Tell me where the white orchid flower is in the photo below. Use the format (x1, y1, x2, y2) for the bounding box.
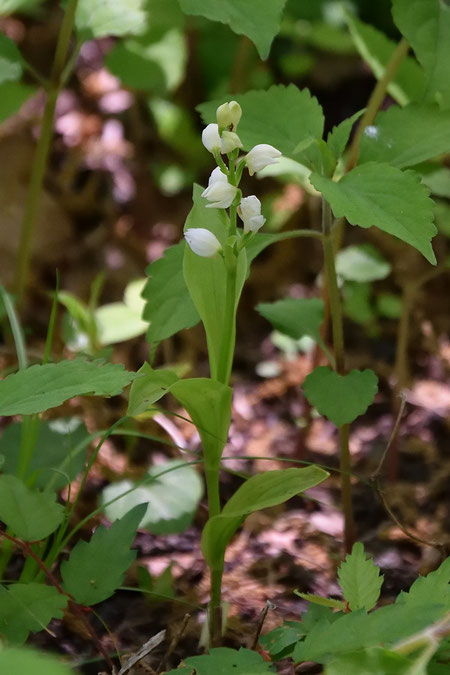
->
(184, 228, 222, 257)
(220, 130, 243, 154)
(201, 167, 238, 208)
(202, 123, 222, 153)
(216, 101, 242, 132)
(245, 143, 281, 175)
(238, 195, 266, 233)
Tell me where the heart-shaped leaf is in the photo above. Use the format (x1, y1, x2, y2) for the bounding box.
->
(303, 367, 378, 427)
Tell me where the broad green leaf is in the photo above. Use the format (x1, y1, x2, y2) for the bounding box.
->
(245, 229, 318, 264)
(325, 648, 414, 675)
(127, 363, 179, 416)
(338, 542, 383, 611)
(392, 0, 450, 109)
(294, 593, 346, 611)
(142, 241, 200, 343)
(293, 602, 445, 664)
(170, 378, 232, 469)
(303, 367, 378, 427)
(0, 584, 67, 644)
(0, 81, 36, 122)
(0, 647, 72, 675)
(197, 85, 324, 161)
(0, 475, 64, 540)
(202, 466, 328, 569)
(336, 245, 391, 282)
(61, 503, 146, 606)
(396, 557, 450, 610)
(0, 358, 137, 415)
(343, 282, 376, 325)
(165, 647, 273, 675)
(93, 278, 148, 345)
(376, 293, 402, 319)
(0, 0, 44, 12)
(101, 461, 203, 535)
(423, 167, 450, 199)
(326, 109, 365, 161)
(257, 298, 324, 342)
(359, 104, 450, 168)
(345, 12, 424, 106)
(75, 0, 148, 38)
(311, 163, 437, 264)
(0, 34, 22, 83)
(178, 0, 287, 60)
(259, 622, 305, 660)
(0, 417, 88, 490)
(183, 186, 247, 380)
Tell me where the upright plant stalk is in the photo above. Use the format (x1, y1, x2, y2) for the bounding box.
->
(14, 0, 79, 301)
(321, 198, 355, 553)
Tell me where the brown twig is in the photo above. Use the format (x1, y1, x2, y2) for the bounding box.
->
(156, 616, 189, 674)
(249, 601, 275, 651)
(120, 630, 166, 675)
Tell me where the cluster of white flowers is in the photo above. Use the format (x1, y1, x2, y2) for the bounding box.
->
(185, 101, 281, 258)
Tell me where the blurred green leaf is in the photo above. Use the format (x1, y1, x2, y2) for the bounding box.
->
(336, 245, 391, 282)
(0, 647, 72, 675)
(0, 584, 67, 644)
(178, 0, 287, 59)
(0, 34, 23, 83)
(0, 475, 64, 540)
(127, 363, 179, 416)
(76, 0, 147, 38)
(344, 281, 376, 325)
(376, 293, 402, 319)
(257, 298, 324, 342)
(101, 461, 203, 535)
(338, 542, 383, 611)
(311, 164, 437, 264)
(325, 648, 415, 675)
(0, 81, 36, 122)
(303, 366, 378, 427)
(294, 593, 346, 611)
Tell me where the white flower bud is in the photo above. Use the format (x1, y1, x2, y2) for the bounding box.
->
(201, 167, 238, 208)
(220, 130, 243, 154)
(238, 195, 266, 233)
(202, 123, 221, 153)
(216, 101, 242, 132)
(245, 144, 281, 175)
(185, 228, 222, 257)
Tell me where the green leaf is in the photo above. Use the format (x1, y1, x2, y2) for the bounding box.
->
(396, 557, 450, 610)
(61, 503, 146, 606)
(0, 417, 88, 490)
(325, 647, 415, 675)
(359, 104, 450, 168)
(0, 358, 137, 415)
(0, 81, 36, 123)
(127, 363, 179, 416)
(166, 647, 273, 675)
(259, 622, 305, 659)
(0, 584, 67, 644)
(326, 109, 365, 161)
(0, 647, 72, 675)
(170, 378, 232, 469)
(0, 34, 22, 83)
(303, 367, 378, 427)
(197, 85, 324, 161)
(178, 0, 287, 60)
(345, 12, 424, 106)
(0, 0, 44, 13)
(311, 163, 437, 264)
(183, 186, 247, 380)
(142, 241, 200, 343)
(338, 543, 383, 612)
(343, 282, 376, 325)
(392, 0, 450, 109)
(0, 475, 64, 540)
(336, 245, 391, 282)
(101, 461, 203, 535)
(75, 0, 147, 38)
(376, 293, 402, 319)
(294, 593, 346, 611)
(256, 298, 324, 342)
(94, 279, 148, 345)
(202, 466, 328, 569)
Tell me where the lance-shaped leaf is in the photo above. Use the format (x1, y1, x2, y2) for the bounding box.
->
(393, 0, 450, 110)
(76, 0, 148, 38)
(0, 647, 72, 675)
(178, 0, 287, 60)
(0, 475, 64, 541)
(0, 33, 23, 84)
(142, 242, 200, 343)
(202, 466, 328, 569)
(311, 163, 437, 264)
(257, 298, 324, 343)
(170, 378, 232, 469)
(197, 85, 324, 161)
(0, 584, 67, 644)
(61, 503, 146, 606)
(127, 363, 179, 416)
(345, 12, 424, 106)
(338, 542, 383, 611)
(183, 186, 247, 380)
(303, 367, 378, 427)
(0, 358, 137, 416)
(359, 104, 450, 168)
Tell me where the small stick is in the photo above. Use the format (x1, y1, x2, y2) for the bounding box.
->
(156, 615, 190, 674)
(371, 392, 406, 481)
(249, 601, 275, 651)
(118, 630, 166, 675)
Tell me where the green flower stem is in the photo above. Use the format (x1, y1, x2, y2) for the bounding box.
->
(321, 197, 355, 553)
(14, 0, 79, 301)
